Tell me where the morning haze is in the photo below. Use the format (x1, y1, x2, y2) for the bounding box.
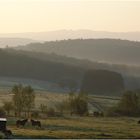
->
(0, 0, 140, 139)
(0, 0, 140, 33)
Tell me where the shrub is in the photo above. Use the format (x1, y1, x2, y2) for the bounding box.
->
(39, 104, 47, 114)
(55, 101, 65, 115)
(47, 108, 55, 117)
(68, 93, 88, 116)
(105, 91, 140, 117)
(3, 101, 14, 116)
(31, 111, 39, 119)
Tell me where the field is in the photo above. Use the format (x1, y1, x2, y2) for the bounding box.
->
(5, 117, 140, 139)
(0, 88, 118, 109)
(1, 88, 140, 139)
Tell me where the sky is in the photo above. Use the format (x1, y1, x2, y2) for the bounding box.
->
(0, 0, 140, 33)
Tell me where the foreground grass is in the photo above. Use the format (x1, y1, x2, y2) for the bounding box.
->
(6, 117, 140, 139)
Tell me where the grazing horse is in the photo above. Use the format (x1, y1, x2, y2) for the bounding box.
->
(30, 119, 41, 128)
(16, 119, 28, 127)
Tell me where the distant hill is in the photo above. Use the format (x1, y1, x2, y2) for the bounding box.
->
(7, 49, 140, 77)
(1, 30, 140, 41)
(0, 48, 139, 95)
(4, 49, 140, 92)
(16, 39, 140, 65)
(0, 38, 38, 48)
(0, 49, 84, 90)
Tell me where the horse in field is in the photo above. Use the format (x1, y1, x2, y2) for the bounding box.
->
(30, 119, 41, 128)
(16, 119, 28, 127)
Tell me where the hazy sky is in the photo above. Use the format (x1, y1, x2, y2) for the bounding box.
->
(0, 0, 140, 33)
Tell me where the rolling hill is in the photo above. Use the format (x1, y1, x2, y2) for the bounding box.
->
(0, 49, 85, 90)
(1, 37, 140, 95)
(15, 39, 140, 65)
(1, 48, 140, 94)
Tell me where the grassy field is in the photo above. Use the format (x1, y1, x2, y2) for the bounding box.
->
(0, 88, 68, 108)
(0, 88, 118, 109)
(5, 117, 140, 139)
(1, 88, 138, 139)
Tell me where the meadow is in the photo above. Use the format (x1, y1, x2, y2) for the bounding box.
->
(0, 88, 140, 139)
(5, 117, 140, 139)
(0, 88, 118, 109)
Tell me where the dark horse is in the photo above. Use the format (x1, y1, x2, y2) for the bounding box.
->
(16, 119, 28, 127)
(30, 119, 41, 128)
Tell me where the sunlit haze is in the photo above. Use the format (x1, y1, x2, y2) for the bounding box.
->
(0, 0, 140, 33)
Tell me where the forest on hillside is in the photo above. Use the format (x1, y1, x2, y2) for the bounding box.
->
(0, 46, 140, 95)
(16, 39, 140, 65)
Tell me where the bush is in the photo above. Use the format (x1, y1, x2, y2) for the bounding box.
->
(31, 111, 39, 119)
(117, 91, 140, 116)
(55, 101, 65, 116)
(75, 97, 88, 116)
(47, 108, 55, 117)
(3, 101, 13, 116)
(105, 91, 140, 117)
(68, 93, 88, 116)
(39, 104, 47, 114)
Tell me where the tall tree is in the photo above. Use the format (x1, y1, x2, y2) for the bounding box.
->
(23, 86, 35, 117)
(12, 84, 35, 117)
(12, 84, 24, 117)
(68, 92, 88, 116)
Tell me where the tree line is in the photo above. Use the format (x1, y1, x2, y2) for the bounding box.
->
(0, 84, 88, 118)
(1, 83, 140, 118)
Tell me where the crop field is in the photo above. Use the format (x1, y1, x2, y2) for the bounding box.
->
(5, 117, 140, 139)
